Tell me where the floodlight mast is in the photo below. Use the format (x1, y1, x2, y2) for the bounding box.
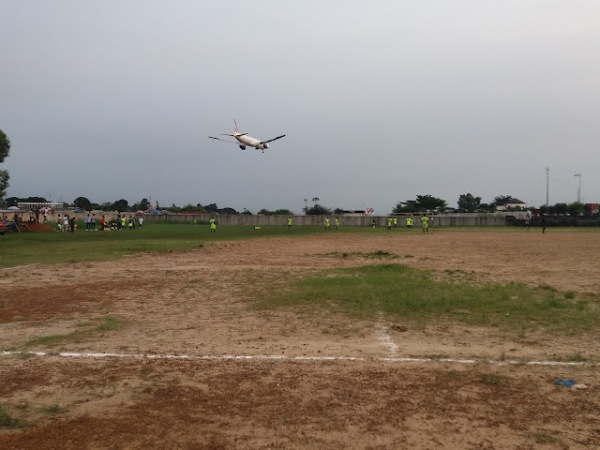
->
(545, 167, 550, 208)
(574, 173, 581, 203)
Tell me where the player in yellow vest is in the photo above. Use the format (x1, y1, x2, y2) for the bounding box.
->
(421, 215, 429, 233)
(209, 217, 217, 232)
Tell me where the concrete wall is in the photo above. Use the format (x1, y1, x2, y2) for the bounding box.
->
(143, 213, 512, 227)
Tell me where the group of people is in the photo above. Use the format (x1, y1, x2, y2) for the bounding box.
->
(323, 216, 341, 230)
(207, 214, 433, 232)
(101, 213, 144, 231)
(55, 212, 145, 233)
(375, 214, 431, 233)
(56, 214, 77, 233)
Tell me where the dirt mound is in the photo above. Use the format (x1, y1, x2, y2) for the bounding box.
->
(24, 222, 54, 232)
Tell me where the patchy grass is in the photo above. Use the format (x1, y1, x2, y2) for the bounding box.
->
(23, 316, 124, 348)
(325, 250, 398, 260)
(256, 264, 600, 335)
(0, 405, 20, 428)
(42, 404, 65, 415)
(0, 223, 326, 268)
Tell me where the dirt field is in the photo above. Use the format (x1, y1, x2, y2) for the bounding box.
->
(1, 229, 600, 449)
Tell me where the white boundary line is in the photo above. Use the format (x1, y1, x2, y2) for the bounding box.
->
(376, 320, 399, 357)
(1, 350, 591, 367)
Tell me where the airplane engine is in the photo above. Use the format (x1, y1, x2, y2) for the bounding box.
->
(263, 143, 269, 149)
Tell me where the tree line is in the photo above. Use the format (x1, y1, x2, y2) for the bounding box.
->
(3, 193, 590, 217)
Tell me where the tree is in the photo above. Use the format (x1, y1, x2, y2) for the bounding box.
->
(493, 195, 513, 207)
(130, 198, 152, 212)
(111, 199, 129, 212)
(457, 193, 481, 212)
(415, 195, 447, 211)
(393, 196, 447, 213)
(204, 203, 218, 213)
(274, 208, 294, 215)
(393, 201, 416, 213)
(551, 203, 567, 215)
(5, 196, 18, 207)
(567, 202, 584, 216)
(305, 203, 330, 215)
(218, 207, 238, 215)
(0, 129, 11, 199)
(74, 196, 92, 210)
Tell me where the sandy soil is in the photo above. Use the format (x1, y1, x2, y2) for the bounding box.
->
(1, 229, 599, 449)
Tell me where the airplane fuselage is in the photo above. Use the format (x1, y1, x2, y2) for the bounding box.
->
(234, 134, 269, 150)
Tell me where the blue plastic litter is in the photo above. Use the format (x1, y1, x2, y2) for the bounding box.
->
(554, 378, 576, 387)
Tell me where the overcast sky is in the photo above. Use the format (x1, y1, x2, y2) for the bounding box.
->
(2, 1, 599, 214)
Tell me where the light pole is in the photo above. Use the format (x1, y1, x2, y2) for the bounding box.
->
(545, 167, 550, 208)
(574, 174, 581, 204)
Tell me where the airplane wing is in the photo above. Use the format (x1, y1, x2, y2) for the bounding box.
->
(207, 136, 237, 144)
(263, 134, 286, 144)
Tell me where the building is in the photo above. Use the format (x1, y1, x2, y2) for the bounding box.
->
(495, 198, 527, 211)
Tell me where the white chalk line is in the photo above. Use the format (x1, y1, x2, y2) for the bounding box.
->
(0, 350, 590, 367)
(376, 319, 399, 357)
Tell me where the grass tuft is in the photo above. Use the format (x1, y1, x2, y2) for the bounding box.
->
(0, 405, 20, 428)
(480, 373, 503, 385)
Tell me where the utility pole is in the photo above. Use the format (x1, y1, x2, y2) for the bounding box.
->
(545, 167, 550, 208)
(574, 173, 581, 203)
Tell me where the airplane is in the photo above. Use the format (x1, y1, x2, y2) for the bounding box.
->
(208, 120, 286, 153)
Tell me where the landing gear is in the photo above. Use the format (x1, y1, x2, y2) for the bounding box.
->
(239, 145, 246, 150)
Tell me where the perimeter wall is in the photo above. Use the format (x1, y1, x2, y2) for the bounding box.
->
(145, 213, 514, 227)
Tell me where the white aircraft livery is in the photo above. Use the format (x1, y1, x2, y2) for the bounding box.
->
(208, 120, 286, 153)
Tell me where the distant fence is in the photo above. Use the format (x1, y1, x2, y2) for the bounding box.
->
(145, 213, 513, 227)
(13, 210, 599, 227)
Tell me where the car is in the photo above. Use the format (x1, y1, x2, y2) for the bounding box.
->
(0, 218, 8, 235)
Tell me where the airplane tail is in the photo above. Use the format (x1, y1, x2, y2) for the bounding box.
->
(234, 119, 240, 134)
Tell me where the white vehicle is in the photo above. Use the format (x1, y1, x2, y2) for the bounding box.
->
(208, 120, 286, 153)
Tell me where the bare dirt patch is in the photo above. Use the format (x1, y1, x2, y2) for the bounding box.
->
(1, 230, 599, 449)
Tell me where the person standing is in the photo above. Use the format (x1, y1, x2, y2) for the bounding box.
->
(541, 213, 546, 234)
(324, 216, 330, 230)
(335, 216, 340, 230)
(69, 215, 76, 234)
(209, 216, 217, 232)
(522, 211, 531, 231)
(85, 213, 92, 231)
(406, 215, 413, 229)
(393, 217, 398, 228)
(387, 217, 393, 230)
(421, 214, 429, 233)
(287, 216, 293, 228)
